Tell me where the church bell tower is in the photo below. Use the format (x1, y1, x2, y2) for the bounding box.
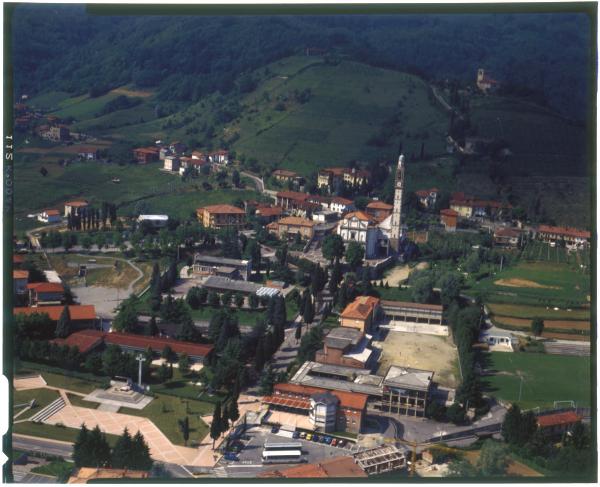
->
(389, 153, 404, 252)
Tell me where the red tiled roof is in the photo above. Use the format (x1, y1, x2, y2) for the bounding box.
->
(263, 395, 311, 410)
(538, 225, 590, 240)
(415, 188, 438, 198)
(197, 204, 245, 215)
(105, 331, 214, 358)
(343, 211, 373, 222)
(537, 411, 581, 428)
(273, 383, 368, 411)
(26, 282, 64, 293)
(13, 270, 29, 279)
(65, 200, 88, 207)
(340, 296, 380, 320)
(366, 201, 393, 210)
(330, 196, 353, 206)
(494, 227, 521, 238)
(273, 169, 299, 178)
(259, 456, 366, 478)
(51, 332, 104, 354)
(43, 209, 60, 216)
(14, 305, 96, 321)
(256, 206, 284, 217)
(277, 216, 316, 228)
(440, 209, 458, 217)
(13, 254, 25, 264)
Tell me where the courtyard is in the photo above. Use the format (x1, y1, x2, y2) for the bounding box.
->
(373, 330, 459, 388)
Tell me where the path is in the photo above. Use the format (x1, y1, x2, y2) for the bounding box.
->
(73, 253, 144, 296)
(240, 170, 277, 200)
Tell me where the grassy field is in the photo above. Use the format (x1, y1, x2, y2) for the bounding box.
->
(13, 388, 60, 413)
(37, 371, 101, 395)
(31, 459, 74, 480)
(120, 393, 210, 446)
(65, 393, 99, 409)
(13, 421, 119, 447)
(375, 286, 415, 302)
(482, 352, 591, 409)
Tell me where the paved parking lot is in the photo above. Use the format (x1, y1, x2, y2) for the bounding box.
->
(219, 426, 358, 471)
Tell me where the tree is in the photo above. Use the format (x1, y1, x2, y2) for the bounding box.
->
(446, 402, 465, 425)
(295, 324, 302, 342)
(438, 272, 463, 306)
(111, 427, 133, 468)
(208, 291, 220, 308)
(148, 314, 159, 336)
(258, 366, 276, 395)
(412, 275, 434, 304)
(232, 169, 240, 187)
(178, 416, 190, 446)
(55, 305, 71, 338)
(249, 293, 259, 309)
(73, 424, 91, 467)
(477, 440, 508, 476)
(302, 292, 315, 325)
(178, 353, 190, 374)
(345, 241, 364, 271)
(501, 403, 523, 445)
(226, 399, 240, 426)
(113, 295, 139, 332)
(310, 263, 327, 297)
(186, 286, 202, 310)
(175, 316, 201, 343)
(322, 234, 345, 263)
(210, 401, 223, 449)
(531, 317, 544, 337)
(157, 363, 170, 382)
(130, 431, 153, 470)
(150, 263, 162, 312)
(161, 345, 173, 362)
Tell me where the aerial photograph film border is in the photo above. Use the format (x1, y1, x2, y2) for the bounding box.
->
(1, 0, 597, 483)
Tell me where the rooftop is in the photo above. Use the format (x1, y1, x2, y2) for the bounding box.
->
(137, 214, 169, 221)
(367, 201, 393, 210)
(276, 190, 310, 201)
(383, 365, 434, 392)
(537, 411, 582, 428)
(340, 296, 380, 320)
(342, 211, 373, 222)
(380, 300, 443, 313)
(273, 382, 368, 410)
(324, 326, 363, 348)
(277, 216, 316, 227)
(14, 305, 96, 321)
(537, 225, 591, 240)
(202, 276, 262, 294)
(193, 253, 249, 267)
(64, 200, 89, 207)
(259, 456, 366, 478)
(197, 204, 245, 215)
(26, 282, 64, 293)
(13, 270, 29, 279)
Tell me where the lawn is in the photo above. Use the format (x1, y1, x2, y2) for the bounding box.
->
(13, 388, 60, 413)
(13, 422, 119, 447)
(487, 303, 589, 321)
(482, 352, 591, 409)
(66, 393, 99, 409)
(38, 371, 102, 395)
(374, 286, 415, 302)
(31, 459, 74, 480)
(119, 393, 210, 446)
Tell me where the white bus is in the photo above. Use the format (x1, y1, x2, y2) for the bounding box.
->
(261, 449, 302, 464)
(263, 441, 303, 452)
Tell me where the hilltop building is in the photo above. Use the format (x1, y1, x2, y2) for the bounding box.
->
(196, 204, 245, 230)
(476, 68, 499, 93)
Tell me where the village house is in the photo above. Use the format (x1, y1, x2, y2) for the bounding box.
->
(169, 141, 187, 155)
(209, 149, 230, 165)
(178, 156, 209, 175)
(14, 305, 97, 330)
(44, 125, 70, 142)
(13, 270, 29, 296)
(272, 169, 303, 185)
(536, 224, 590, 248)
(450, 194, 512, 220)
(312, 209, 338, 223)
(366, 200, 393, 221)
(536, 411, 582, 438)
(415, 188, 439, 209)
(493, 227, 522, 248)
(133, 147, 160, 164)
(440, 208, 458, 232)
(267, 216, 316, 240)
(64, 200, 89, 217)
(37, 209, 61, 224)
(77, 147, 99, 160)
(329, 196, 354, 215)
(163, 155, 180, 172)
(317, 167, 371, 192)
(254, 205, 284, 224)
(262, 382, 368, 435)
(476, 68, 499, 94)
(27, 282, 65, 306)
(275, 191, 321, 217)
(159, 147, 173, 160)
(196, 204, 246, 231)
(315, 326, 374, 369)
(340, 296, 380, 333)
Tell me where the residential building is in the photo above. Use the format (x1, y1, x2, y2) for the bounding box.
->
(340, 296, 380, 333)
(137, 214, 169, 229)
(440, 209, 458, 232)
(380, 300, 447, 336)
(38, 209, 61, 223)
(178, 156, 209, 175)
(14, 305, 97, 329)
(196, 204, 245, 230)
(479, 329, 515, 352)
(13, 254, 25, 267)
(273, 169, 302, 185)
(318, 167, 370, 191)
(209, 149, 230, 165)
(536, 225, 590, 248)
(191, 150, 208, 161)
(262, 382, 368, 434)
(415, 188, 439, 209)
(255, 205, 284, 223)
(312, 210, 338, 223)
(192, 253, 251, 281)
(46, 125, 70, 142)
(64, 200, 89, 217)
(366, 201, 393, 221)
(159, 147, 173, 160)
(133, 147, 159, 164)
(315, 327, 374, 369)
(476, 68, 499, 94)
(268, 216, 316, 240)
(27, 282, 65, 306)
(493, 227, 522, 247)
(536, 411, 582, 438)
(13, 270, 29, 296)
(275, 191, 321, 216)
(379, 365, 434, 417)
(259, 456, 367, 478)
(77, 147, 99, 160)
(163, 155, 180, 172)
(450, 196, 512, 220)
(329, 196, 354, 215)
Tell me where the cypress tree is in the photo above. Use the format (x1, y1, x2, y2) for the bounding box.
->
(112, 427, 133, 468)
(131, 431, 153, 470)
(55, 305, 71, 338)
(210, 402, 222, 449)
(73, 423, 90, 467)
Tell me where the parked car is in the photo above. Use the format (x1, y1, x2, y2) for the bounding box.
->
(224, 453, 238, 462)
(312, 435, 320, 442)
(331, 438, 337, 446)
(299, 432, 306, 439)
(306, 434, 313, 441)
(292, 431, 300, 439)
(337, 440, 345, 448)
(324, 436, 332, 444)
(271, 426, 279, 434)
(320, 436, 329, 444)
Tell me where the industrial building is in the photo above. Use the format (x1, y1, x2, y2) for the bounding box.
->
(192, 253, 251, 281)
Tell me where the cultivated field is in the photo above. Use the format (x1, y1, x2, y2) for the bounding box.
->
(374, 331, 459, 388)
(482, 351, 591, 409)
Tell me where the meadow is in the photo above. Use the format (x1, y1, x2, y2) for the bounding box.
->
(482, 351, 591, 409)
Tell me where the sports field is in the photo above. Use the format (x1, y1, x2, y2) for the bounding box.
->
(482, 352, 591, 409)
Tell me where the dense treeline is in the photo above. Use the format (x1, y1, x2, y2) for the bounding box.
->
(12, 5, 591, 119)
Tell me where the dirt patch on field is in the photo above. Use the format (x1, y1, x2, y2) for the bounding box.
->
(383, 262, 429, 286)
(495, 316, 589, 331)
(506, 459, 544, 477)
(494, 278, 560, 290)
(374, 330, 458, 388)
(110, 87, 154, 98)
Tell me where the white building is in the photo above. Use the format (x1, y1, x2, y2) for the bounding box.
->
(337, 211, 387, 259)
(329, 196, 354, 215)
(309, 391, 338, 432)
(163, 156, 180, 172)
(137, 214, 169, 228)
(38, 209, 61, 223)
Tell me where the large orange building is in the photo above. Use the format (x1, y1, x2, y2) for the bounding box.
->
(196, 204, 246, 230)
(339, 296, 380, 333)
